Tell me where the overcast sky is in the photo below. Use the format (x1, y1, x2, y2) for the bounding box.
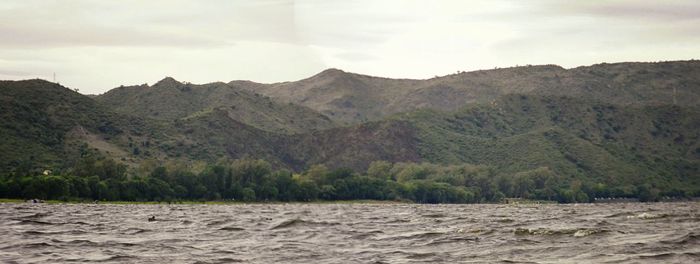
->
(1, 0, 699, 94)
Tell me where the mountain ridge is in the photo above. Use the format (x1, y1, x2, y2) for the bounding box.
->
(228, 60, 700, 124)
(96, 77, 336, 134)
(1, 60, 698, 196)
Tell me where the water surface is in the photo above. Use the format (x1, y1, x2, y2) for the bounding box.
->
(1, 202, 698, 263)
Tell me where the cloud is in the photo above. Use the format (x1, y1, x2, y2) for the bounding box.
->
(553, 0, 700, 21)
(0, 0, 299, 48)
(484, 1, 700, 66)
(0, 69, 31, 77)
(334, 52, 378, 62)
(0, 0, 698, 93)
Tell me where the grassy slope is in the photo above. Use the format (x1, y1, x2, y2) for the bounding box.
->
(1, 61, 698, 193)
(167, 109, 422, 171)
(395, 95, 699, 187)
(95, 77, 336, 134)
(0, 80, 169, 171)
(240, 61, 700, 124)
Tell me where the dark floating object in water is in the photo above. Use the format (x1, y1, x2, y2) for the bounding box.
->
(27, 199, 44, 203)
(148, 216, 156, 222)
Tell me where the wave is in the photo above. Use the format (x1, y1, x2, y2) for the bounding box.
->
(632, 252, 700, 261)
(70, 221, 94, 225)
(52, 239, 98, 246)
(206, 219, 232, 226)
(15, 219, 56, 225)
(378, 231, 447, 241)
(96, 255, 136, 262)
(193, 258, 244, 264)
(426, 236, 479, 245)
(605, 212, 635, 218)
(269, 218, 339, 230)
(351, 230, 384, 239)
(122, 227, 150, 235)
(405, 251, 440, 260)
(212, 257, 245, 263)
(625, 212, 668, 219)
(22, 230, 87, 236)
(661, 232, 700, 245)
(1, 242, 58, 250)
(498, 260, 541, 263)
(1, 202, 697, 263)
(50, 239, 138, 248)
(421, 213, 447, 218)
(514, 228, 608, 237)
(385, 218, 411, 223)
(16, 212, 51, 219)
(271, 218, 305, 229)
(22, 230, 49, 235)
(219, 226, 244, 231)
(573, 229, 606, 237)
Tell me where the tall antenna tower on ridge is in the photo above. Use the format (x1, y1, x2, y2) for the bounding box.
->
(53, 72, 56, 83)
(673, 87, 677, 105)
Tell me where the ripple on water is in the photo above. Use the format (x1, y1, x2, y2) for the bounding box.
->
(514, 227, 610, 237)
(0, 202, 697, 263)
(269, 218, 339, 230)
(661, 232, 700, 245)
(219, 226, 245, 231)
(13, 219, 56, 225)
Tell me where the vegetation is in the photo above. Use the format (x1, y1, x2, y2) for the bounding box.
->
(1, 61, 699, 204)
(237, 61, 700, 124)
(1, 155, 696, 203)
(96, 77, 336, 134)
(396, 95, 700, 189)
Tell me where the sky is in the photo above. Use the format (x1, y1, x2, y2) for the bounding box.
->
(1, 0, 699, 94)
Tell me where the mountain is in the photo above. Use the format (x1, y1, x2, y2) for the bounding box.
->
(394, 95, 699, 186)
(0, 79, 164, 171)
(168, 109, 422, 171)
(0, 79, 423, 172)
(238, 61, 700, 124)
(1, 60, 698, 193)
(233, 68, 424, 124)
(95, 77, 335, 134)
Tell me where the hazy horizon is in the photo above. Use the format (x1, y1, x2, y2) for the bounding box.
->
(2, 0, 699, 94)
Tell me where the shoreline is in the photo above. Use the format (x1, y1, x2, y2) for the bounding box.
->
(0, 198, 411, 205)
(2, 198, 697, 205)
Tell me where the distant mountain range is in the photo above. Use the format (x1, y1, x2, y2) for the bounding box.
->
(1, 60, 698, 188)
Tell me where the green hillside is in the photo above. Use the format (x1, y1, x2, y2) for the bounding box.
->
(1, 61, 699, 202)
(240, 61, 700, 124)
(96, 77, 336, 134)
(394, 95, 699, 187)
(0, 80, 168, 172)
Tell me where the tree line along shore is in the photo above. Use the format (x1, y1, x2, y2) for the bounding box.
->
(1, 155, 696, 204)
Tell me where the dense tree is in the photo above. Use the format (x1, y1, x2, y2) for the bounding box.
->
(2, 157, 696, 203)
(367, 161, 392, 180)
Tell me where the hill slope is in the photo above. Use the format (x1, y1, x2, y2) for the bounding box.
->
(0, 80, 167, 172)
(1, 61, 698, 195)
(95, 77, 335, 134)
(395, 95, 699, 185)
(239, 61, 700, 124)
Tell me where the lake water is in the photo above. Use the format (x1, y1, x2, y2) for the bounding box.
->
(0, 202, 698, 263)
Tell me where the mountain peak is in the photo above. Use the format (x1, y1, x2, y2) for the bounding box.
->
(314, 68, 348, 78)
(153, 76, 182, 87)
(321, 68, 345, 74)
